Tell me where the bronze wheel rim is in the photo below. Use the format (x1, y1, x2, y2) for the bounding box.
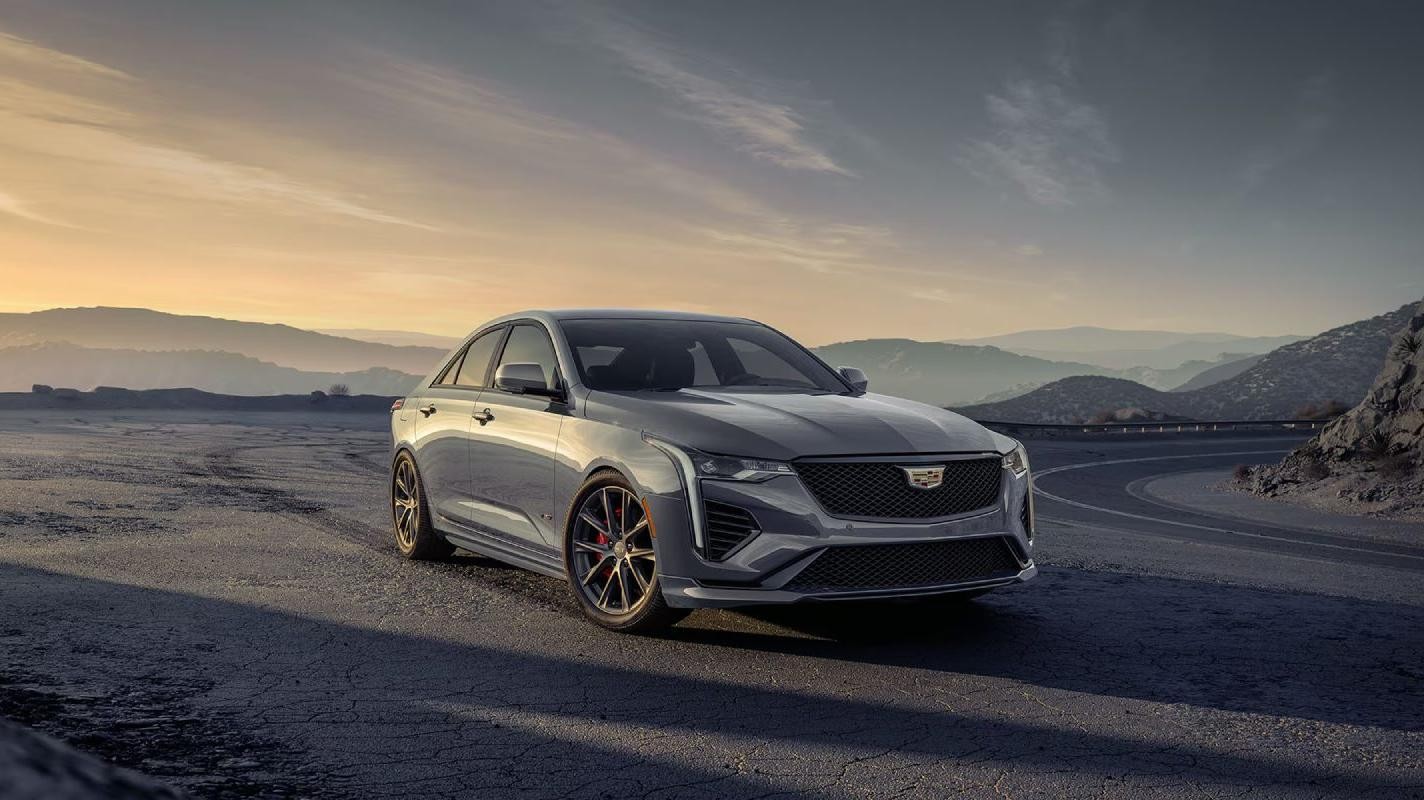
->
(392, 458, 419, 549)
(571, 486, 656, 615)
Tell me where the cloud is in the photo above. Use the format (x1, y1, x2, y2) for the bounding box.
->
(574, 10, 851, 175)
(0, 190, 80, 228)
(1016, 243, 1045, 257)
(0, 32, 131, 80)
(961, 79, 1119, 207)
(350, 55, 891, 271)
(1241, 73, 1335, 191)
(0, 28, 438, 231)
(960, 16, 1118, 207)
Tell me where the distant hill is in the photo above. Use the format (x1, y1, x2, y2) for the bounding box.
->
(957, 301, 1420, 421)
(0, 307, 446, 374)
(810, 339, 1255, 405)
(1170, 353, 1267, 392)
(1117, 352, 1259, 392)
(0, 387, 395, 412)
(950, 327, 1304, 369)
(0, 343, 420, 396)
(955, 376, 1173, 423)
(316, 328, 465, 349)
(810, 339, 1116, 406)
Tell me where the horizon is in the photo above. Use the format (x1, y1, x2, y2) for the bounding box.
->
(2, 1, 1422, 344)
(2, 302, 1337, 348)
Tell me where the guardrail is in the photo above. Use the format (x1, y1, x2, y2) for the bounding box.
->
(976, 418, 1338, 436)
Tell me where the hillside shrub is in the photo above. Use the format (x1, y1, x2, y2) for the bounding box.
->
(328, 383, 351, 396)
(31, 384, 52, 394)
(309, 390, 327, 404)
(53, 388, 80, 400)
(1392, 331, 1422, 359)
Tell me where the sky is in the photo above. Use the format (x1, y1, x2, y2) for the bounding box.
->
(0, 0, 1421, 346)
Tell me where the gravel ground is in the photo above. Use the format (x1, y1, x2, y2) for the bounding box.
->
(0, 411, 1420, 799)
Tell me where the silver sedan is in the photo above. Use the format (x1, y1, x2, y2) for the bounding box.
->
(390, 310, 1036, 632)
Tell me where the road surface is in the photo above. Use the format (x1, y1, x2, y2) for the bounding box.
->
(0, 412, 1420, 799)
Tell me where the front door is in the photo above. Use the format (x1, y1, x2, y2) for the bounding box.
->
(465, 322, 567, 549)
(411, 326, 506, 526)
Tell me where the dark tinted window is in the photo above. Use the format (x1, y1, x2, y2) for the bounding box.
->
(453, 328, 504, 388)
(495, 324, 559, 391)
(561, 319, 845, 392)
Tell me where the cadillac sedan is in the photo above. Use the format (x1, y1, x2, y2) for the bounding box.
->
(390, 310, 1036, 632)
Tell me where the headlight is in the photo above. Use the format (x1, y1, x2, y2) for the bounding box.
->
(644, 435, 793, 482)
(690, 452, 794, 482)
(1002, 442, 1029, 477)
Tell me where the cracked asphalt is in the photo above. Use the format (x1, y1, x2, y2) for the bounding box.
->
(0, 411, 1420, 799)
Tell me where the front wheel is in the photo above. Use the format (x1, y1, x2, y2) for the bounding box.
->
(563, 472, 688, 633)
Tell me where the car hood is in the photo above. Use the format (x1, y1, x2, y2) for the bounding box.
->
(583, 389, 1005, 460)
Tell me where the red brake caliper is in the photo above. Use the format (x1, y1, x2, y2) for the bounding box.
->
(597, 503, 618, 580)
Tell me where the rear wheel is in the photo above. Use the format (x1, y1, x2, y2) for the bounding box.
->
(391, 452, 455, 560)
(564, 472, 687, 633)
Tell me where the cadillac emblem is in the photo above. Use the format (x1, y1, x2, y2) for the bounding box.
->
(900, 465, 945, 490)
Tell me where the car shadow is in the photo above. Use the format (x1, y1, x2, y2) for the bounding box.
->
(2, 562, 1419, 797)
(663, 565, 1424, 733)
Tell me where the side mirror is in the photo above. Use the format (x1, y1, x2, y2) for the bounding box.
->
(495, 363, 558, 397)
(837, 366, 869, 393)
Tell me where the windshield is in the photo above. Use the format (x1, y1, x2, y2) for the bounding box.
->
(560, 319, 848, 393)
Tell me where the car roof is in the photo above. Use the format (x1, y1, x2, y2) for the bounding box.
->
(496, 309, 759, 325)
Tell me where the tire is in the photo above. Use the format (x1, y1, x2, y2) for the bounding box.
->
(391, 451, 456, 560)
(563, 471, 688, 634)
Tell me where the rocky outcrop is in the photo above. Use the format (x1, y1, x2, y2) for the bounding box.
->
(1249, 301, 1424, 519)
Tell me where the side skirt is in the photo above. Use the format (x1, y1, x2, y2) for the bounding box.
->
(436, 517, 566, 580)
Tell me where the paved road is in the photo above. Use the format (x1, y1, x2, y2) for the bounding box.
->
(0, 412, 1420, 799)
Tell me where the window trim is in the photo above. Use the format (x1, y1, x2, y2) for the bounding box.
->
(454, 325, 510, 389)
(428, 324, 509, 392)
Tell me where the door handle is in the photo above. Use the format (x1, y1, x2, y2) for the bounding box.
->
(418, 404, 437, 417)
(472, 409, 495, 425)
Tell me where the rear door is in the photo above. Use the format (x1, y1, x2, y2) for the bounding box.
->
(411, 326, 506, 526)
(465, 322, 568, 548)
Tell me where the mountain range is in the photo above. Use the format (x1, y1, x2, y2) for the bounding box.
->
(949, 327, 1304, 369)
(0, 307, 445, 374)
(0, 342, 418, 396)
(957, 301, 1420, 422)
(0, 304, 1401, 419)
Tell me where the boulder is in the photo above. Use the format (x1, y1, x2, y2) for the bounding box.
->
(1252, 299, 1424, 517)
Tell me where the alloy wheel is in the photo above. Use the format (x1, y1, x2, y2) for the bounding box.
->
(571, 486, 656, 615)
(392, 458, 419, 550)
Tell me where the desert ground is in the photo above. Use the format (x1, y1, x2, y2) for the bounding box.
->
(0, 411, 1420, 798)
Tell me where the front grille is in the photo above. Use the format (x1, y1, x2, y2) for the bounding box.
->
(704, 500, 760, 560)
(1019, 490, 1033, 540)
(793, 457, 1002, 519)
(784, 536, 1021, 592)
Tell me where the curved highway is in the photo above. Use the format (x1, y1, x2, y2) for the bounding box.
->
(1028, 435, 1424, 571)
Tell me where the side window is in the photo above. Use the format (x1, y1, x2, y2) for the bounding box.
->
(433, 351, 465, 386)
(454, 328, 504, 388)
(496, 324, 559, 391)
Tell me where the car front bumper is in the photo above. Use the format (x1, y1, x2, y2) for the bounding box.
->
(649, 463, 1036, 609)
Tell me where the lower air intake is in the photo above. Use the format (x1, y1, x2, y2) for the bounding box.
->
(703, 501, 760, 560)
(784, 536, 1021, 592)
